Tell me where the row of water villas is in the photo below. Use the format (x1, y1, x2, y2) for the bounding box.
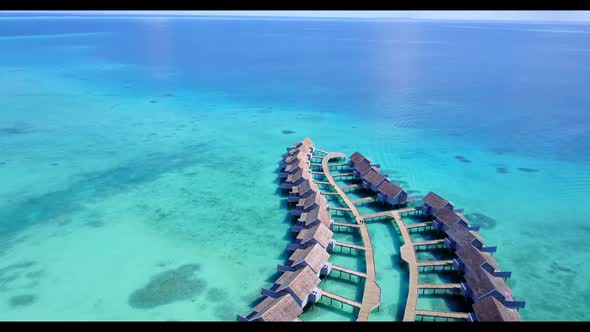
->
(237, 138, 336, 322)
(238, 139, 525, 322)
(420, 192, 526, 321)
(349, 152, 409, 207)
(350, 152, 525, 321)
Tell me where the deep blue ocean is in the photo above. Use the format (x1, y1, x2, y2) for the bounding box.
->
(0, 14, 589, 321)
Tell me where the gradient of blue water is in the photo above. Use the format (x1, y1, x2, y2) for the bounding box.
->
(1, 15, 590, 321)
(3, 16, 590, 163)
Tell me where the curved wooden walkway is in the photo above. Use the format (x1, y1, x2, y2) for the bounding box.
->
(390, 212, 420, 321)
(360, 210, 420, 321)
(321, 152, 381, 321)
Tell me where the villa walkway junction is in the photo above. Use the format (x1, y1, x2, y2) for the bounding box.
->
(237, 138, 525, 322)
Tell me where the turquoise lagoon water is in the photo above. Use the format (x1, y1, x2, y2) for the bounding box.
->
(1, 14, 590, 321)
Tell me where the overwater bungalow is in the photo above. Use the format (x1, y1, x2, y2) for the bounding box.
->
(279, 243, 332, 277)
(292, 192, 328, 216)
(236, 293, 303, 322)
(445, 222, 496, 253)
(280, 159, 309, 179)
(281, 168, 312, 190)
(292, 205, 334, 232)
(454, 244, 499, 275)
(461, 266, 521, 306)
(464, 267, 506, 301)
(375, 179, 408, 207)
(352, 159, 374, 178)
(361, 168, 387, 191)
(288, 179, 320, 203)
(470, 296, 522, 322)
(287, 138, 314, 152)
(280, 150, 311, 170)
(261, 266, 321, 309)
(348, 152, 367, 168)
(286, 144, 312, 157)
(421, 192, 455, 216)
(288, 223, 334, 251)
(432, 208, 463, 232)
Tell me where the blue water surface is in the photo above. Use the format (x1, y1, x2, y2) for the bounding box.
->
(0, 14, 589, 321)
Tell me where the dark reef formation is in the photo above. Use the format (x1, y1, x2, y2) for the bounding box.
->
(518, 167, 539, 173)
(455, 155, 472, 163)
(9, 294, 36, 307)
(128, 264, 206, 309)
(495, 167, 509, 174)
(206, 287, 229, 303)
(0, 123, 36, 136)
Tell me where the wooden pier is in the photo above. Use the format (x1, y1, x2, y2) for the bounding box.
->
(415, 310, 470, 321)
(396, 207, 421, 216)
(416, 260, 454, 267)
(350, 196, 377, 205)
(326, 162, 348, 168)
(406, 222, 434, 230)
(390, 213, 420, 322)
(416, 260, 455, 272)
(331, 264, 368, 279)
(357, 209, 422, 321)
(413, 239, 445, 246)
(320, 290, 361, 309)
(332, 222, 360, 229)
(340, 184, 360, 191)
(334, 241, 365, 251)
(360, 211, 392, 221)
(332, 172, 355, 178)
(417, 283, 462, 295)
(412, 239, 446, 248)
(329, 206, 352, 212)
(361, 207, 419, 221)
(321, 152, 381, 321)
(418, 283, 462, 290)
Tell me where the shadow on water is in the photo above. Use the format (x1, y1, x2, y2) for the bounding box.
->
(264, 270, 283, 284)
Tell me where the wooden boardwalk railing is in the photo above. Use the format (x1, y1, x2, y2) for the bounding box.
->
(321, 290, 362, 309)
(415, 310, 470, 320)
(321, 152, 381, 321)
(332, 264, 368, 279)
